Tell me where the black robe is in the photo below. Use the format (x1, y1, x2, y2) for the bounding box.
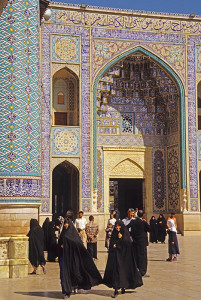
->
(42, 217, 49, 251)
(62, 220, 102, 295)
(103, 221, 143, 290)
(27, 219, 46, 268)
(149, 217, 158, 243)
(47, 221, 58, 262)
(157, 215, 167, 243)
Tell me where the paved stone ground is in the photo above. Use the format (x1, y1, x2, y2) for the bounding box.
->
(1, 235, 201, 300)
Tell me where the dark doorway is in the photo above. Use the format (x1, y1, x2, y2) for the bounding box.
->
(52, 161, 79, 219)
(109, 178, 144, 219)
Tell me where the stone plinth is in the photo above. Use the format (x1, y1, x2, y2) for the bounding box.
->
(0, 236, 28, 278)
(0, 237, 9, 278)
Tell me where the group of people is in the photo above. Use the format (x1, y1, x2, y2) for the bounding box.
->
(149, 213, 180, 261)
(149, 214, 167, 244)
(27, 209, 180, 299)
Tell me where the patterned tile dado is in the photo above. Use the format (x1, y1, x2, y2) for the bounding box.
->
(167, 144, 180, 211)
(97, 147, 104, 212)
(52, 127, 80, 157)
(51, 34, 80, 63)
(152, 148, 166, 212)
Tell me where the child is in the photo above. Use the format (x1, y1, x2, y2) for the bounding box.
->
(105, 223, 113, 250)
(166, 212, 180, 262)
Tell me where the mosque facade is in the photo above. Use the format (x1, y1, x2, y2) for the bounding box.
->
(1, 0, 201, 235)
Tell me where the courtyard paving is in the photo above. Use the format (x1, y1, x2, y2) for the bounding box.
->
(0, 235, 201, 300)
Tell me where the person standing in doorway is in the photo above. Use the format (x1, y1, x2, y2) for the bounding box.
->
(85, 215, 99, 259)
(75, 211, 87, 246)
(130, 211, 150, 277)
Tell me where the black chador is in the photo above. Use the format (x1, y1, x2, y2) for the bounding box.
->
(27, 219, 46, 273)
(42, 217, 50, 251)
(47, 221, 57, 262)
(157, 214, 167, 243)
(149, 216, 158, 243)
(103, 220, 143, 297)
(130, 214, 150, 277)
(61, 219, 102, 296)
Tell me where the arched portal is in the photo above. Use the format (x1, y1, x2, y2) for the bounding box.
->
(52, 161, 79, 217)
(93, 46, 186, 193)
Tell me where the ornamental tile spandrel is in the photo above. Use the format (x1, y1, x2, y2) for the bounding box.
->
(92, 40, 135, 75)
(143, 43, 186, 81)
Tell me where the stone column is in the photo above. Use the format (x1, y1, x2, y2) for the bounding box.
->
(0, 0, 42, 235)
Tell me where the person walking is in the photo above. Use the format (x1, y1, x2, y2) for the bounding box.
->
(166, 212, 180, 262)
(75, 211, 87, 245)
(103, 220, 143, 298)
(130, 211, 150, 277)
(27, 219, 46, 275)
(58, 219, 102, 299)
(85, 215, 99, 259)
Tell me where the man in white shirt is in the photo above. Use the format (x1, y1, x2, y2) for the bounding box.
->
(75, 211, 87, 245)
(122, 208, 135, 238)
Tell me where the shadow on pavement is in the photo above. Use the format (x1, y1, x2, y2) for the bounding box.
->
(15, 291, 62, 299)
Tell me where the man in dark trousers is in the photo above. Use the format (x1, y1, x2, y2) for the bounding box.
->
(130, 210, 150, 277)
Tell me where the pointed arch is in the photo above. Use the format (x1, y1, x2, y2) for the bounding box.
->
(110, 158, 144, 178)
(93, 46, 186, 190)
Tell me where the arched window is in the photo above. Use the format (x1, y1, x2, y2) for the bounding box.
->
(198, 82, 201, 130)
(53, 68, 79, 126)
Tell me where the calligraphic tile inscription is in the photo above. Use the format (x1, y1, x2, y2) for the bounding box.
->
(51, 35, 80, 63)
(51, 9, 201, 35)
(52, 127, 80, 156)
(152, 148, 166, 212)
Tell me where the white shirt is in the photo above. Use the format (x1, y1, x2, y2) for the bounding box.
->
(108, 218, 116, 226)
(122, 217, 135, 227)
(75, 217, 87, 230)
(168, 218, 177, 232)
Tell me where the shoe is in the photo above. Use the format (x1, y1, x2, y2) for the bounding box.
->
(63, 294, 70, 299)
(143, 274, 150, 278)
(172, 257, 177, 261)
(30, 271, 36, 275)
(42, 267, 46, 274)
(121, 288, 125, 294)
(166, 257, 172, 262)
(112, 290, 118, 298)
(74, 288, 78, 294)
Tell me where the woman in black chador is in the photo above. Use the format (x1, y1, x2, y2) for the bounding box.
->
(47, 221, 58, 262)
(58, 219, 102, 299)
(42, 217, 49, 251)
(157, 214, 167, 243)
(103, 220, 143, 298)
(27, 219, 46, 274)
(149, 216, 158, 243)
